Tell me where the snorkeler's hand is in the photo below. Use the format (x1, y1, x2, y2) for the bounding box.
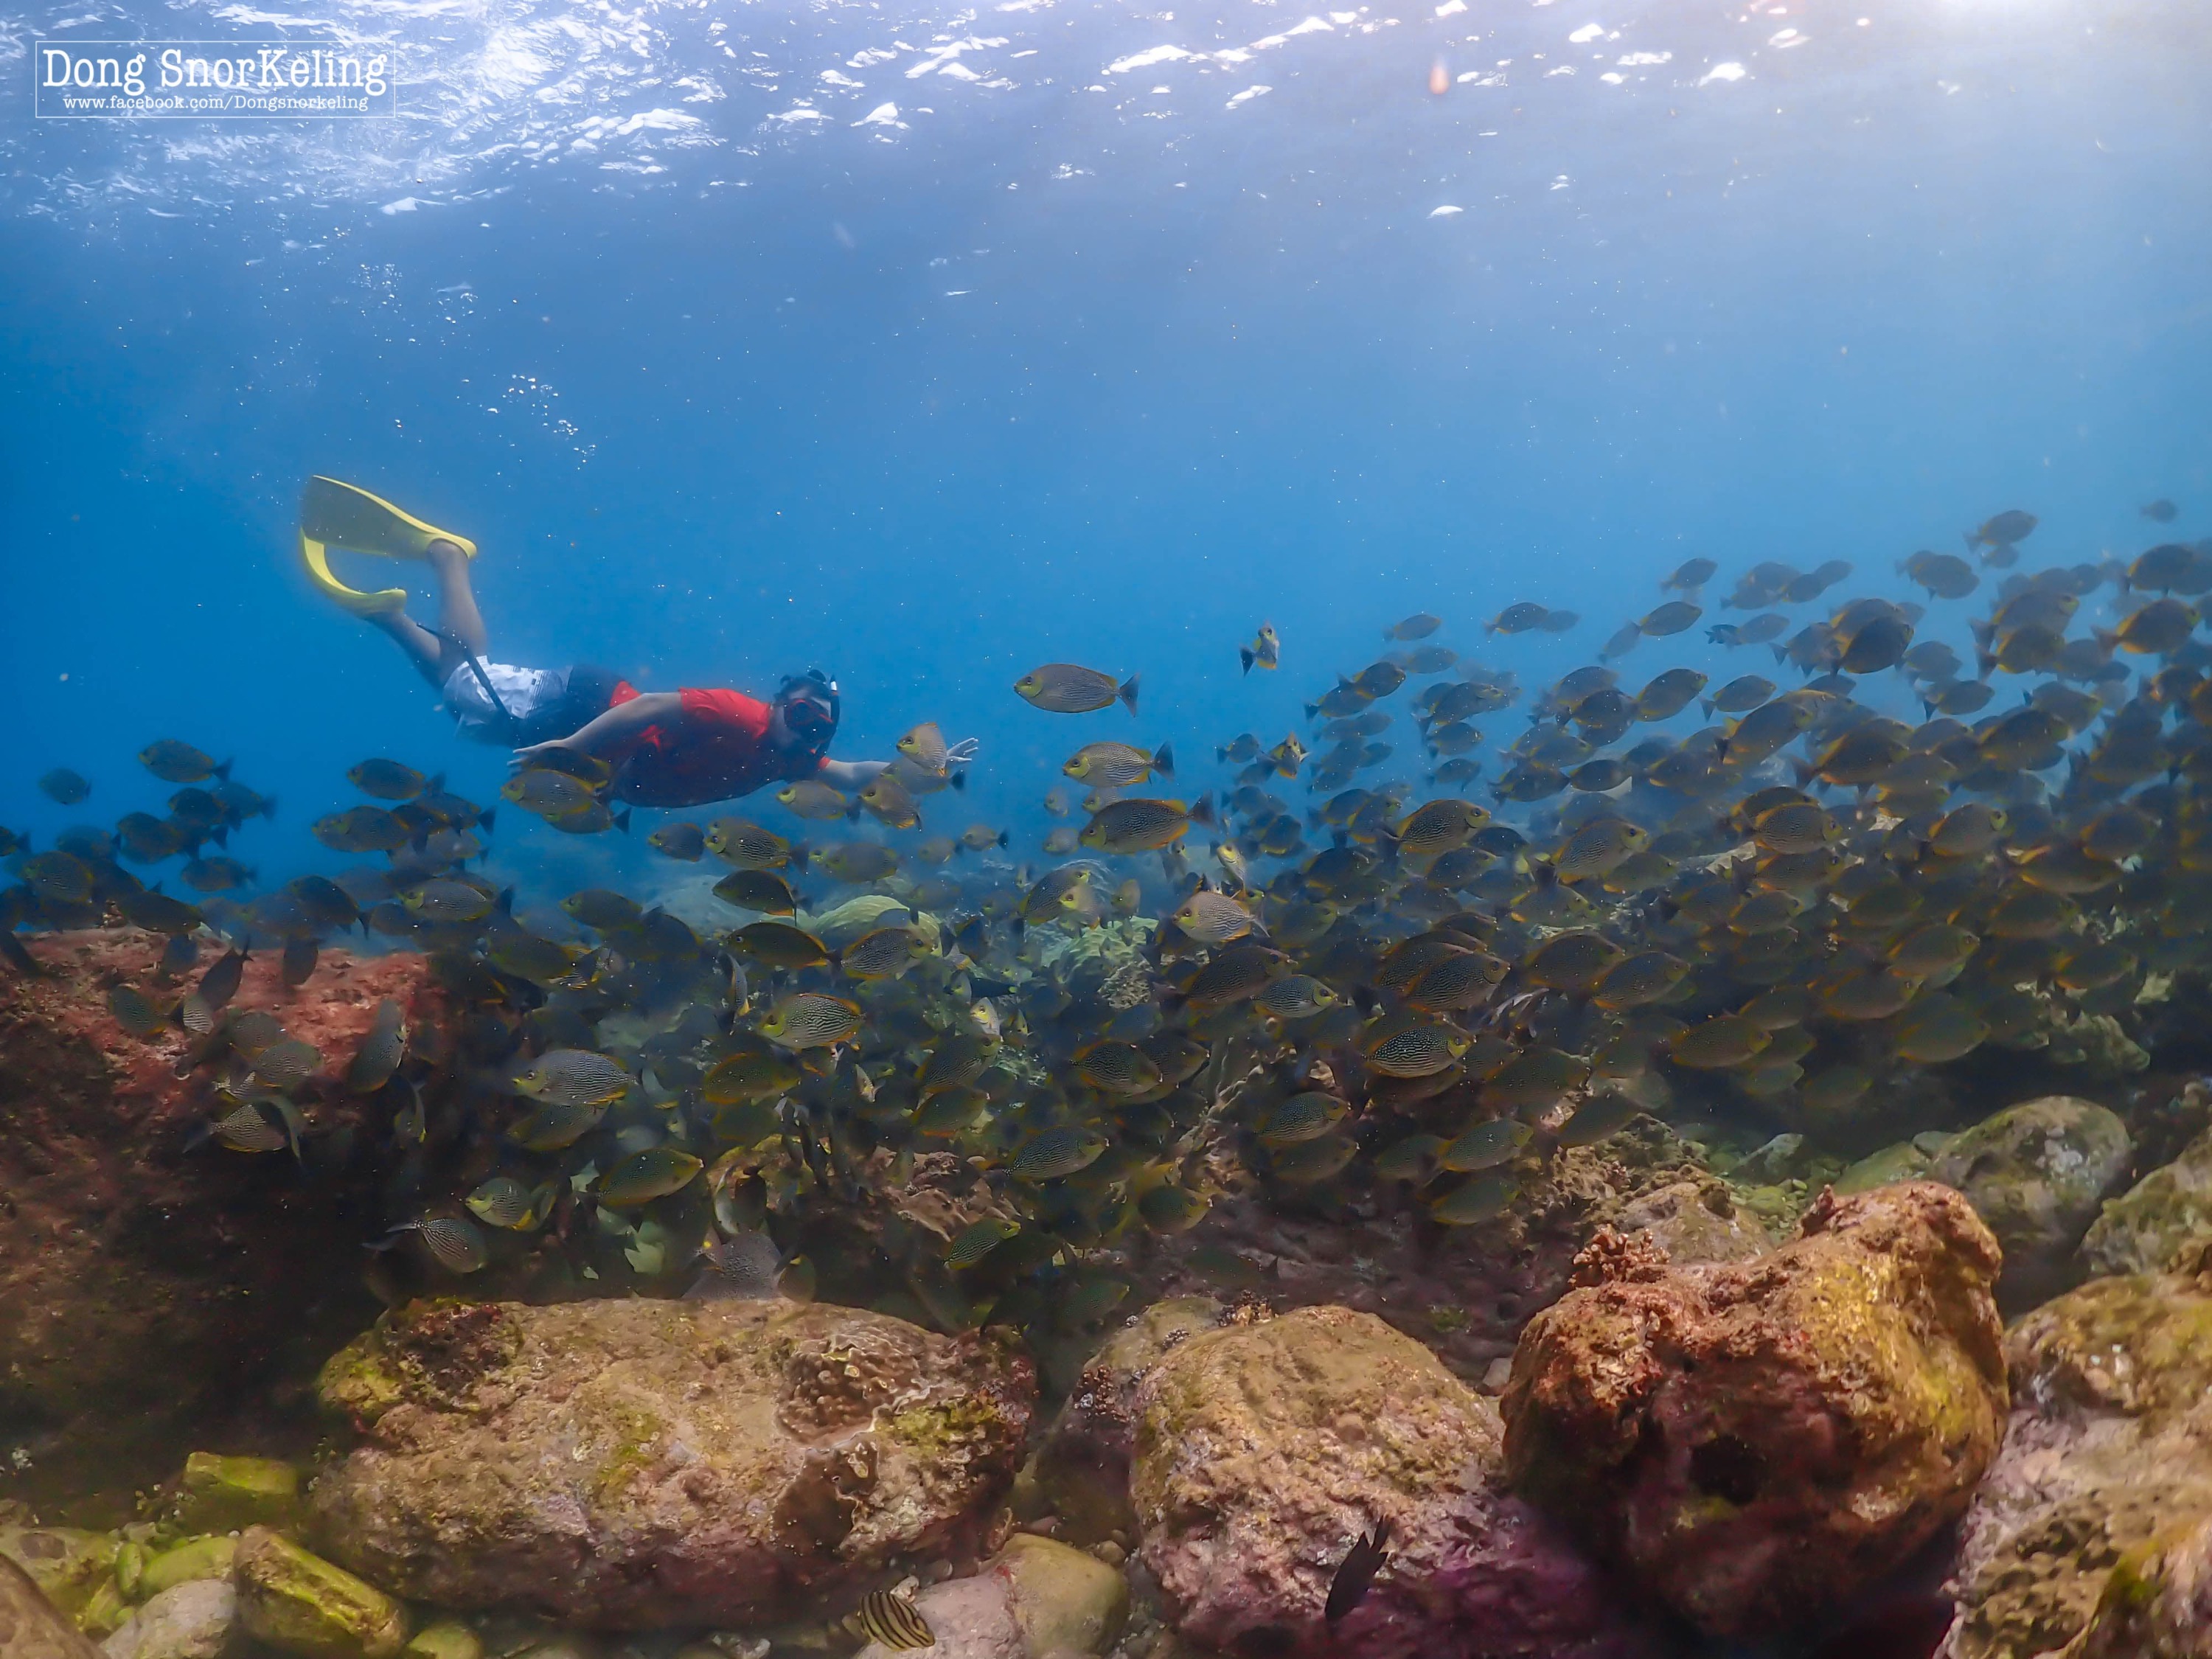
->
(947, 737, 981, 765)
(510, 740, 577, 770)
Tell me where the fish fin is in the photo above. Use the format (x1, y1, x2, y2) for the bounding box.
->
(479, 807, 497, 835)
(1240, 648, 1256, 675)
(951, 770, 968, 792)
(215, 759, 234, 781)
(1154, 742, 1175, 778)
(1303, 703, 1318, 721)
(1119, 674, 1141, 716)
(614, 809, 633, 834)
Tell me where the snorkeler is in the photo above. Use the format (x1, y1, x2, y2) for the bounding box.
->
(298, 476, 974, 808)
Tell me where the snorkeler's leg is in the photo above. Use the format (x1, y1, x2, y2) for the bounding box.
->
(366, 606, 462, 688)
(428, 538, 489, 658)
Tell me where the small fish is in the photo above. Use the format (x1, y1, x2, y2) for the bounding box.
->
(1326, 1520, 1393, 1625)
(515, 1048, 632, 1109)
(689, 1229, 785, 1301)
(896, 721, 953, 774)
(1076, 1039, 1165, 1095)
(1241, 622, 1281, 674)
(1638, 599, 1703, 637)
(1258, 1092, 1348, 1146)
(1171, 887, 1255, 945)
(1385, 613, 1444, 640)
(595, 1146, 704, 1206)
(705, 818, 799, 870)
(347, 759, 431, 801)
(378, 1217, 488, 1274)
(1064, 740, 1175, 787)
(312, 806, 411, 855)
(37, 769, 91, 805)
(813, 842, 901, 883)
(508, 1099, 608, 1152)
(465, 1175, 538, 1228)
(2142, 498, 2180, 523)
(1430, 1175, 1518, 1225)
(858, 772, 923, 831)
(945, 1217, 1021, 1268)
(1015, 663, 1140, 715)
(1967, 508, 2038, 551)
(760, 992, 864, 1049)
(853, 1589, 934, 1652)
(280, 936, 319, 987)
(108, 984, 170, 1037)
(1079, 796, 1216, 855)
(841, 925, 934, 980)
(777, 779, 855, 821)
(400, 878, 495, 923)
(648, 821, 707, 860)
(208, 1101, 290, 1154)
(181, 856, 254, 894)
(139, 740, 227, 784)
(1010, 1125, 1109, 1180)
(1663, 557, 1719, 592)
(712, 869, 803, 916)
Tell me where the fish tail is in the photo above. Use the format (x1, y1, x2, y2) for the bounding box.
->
(1119, 674, 1141, 716)
(950, 771, 968, 791)
(215, 758, 234, 780)
(1154, 742, 1175, 779)
(1240, 648, 1256, 675)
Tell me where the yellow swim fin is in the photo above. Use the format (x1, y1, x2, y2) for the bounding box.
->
(301, 476, 478, 561)
(298, 476, 478, 619)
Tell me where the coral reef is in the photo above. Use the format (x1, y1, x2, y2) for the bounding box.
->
(0, 932, 434, 1514)
(1503, 1181, 2007, 1639)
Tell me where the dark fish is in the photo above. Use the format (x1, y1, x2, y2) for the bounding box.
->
(347, 998, 408, 1092)
(648, 821, 707, 861)
(38, 769, 91, 805)
(347, 759, 432, 801)
(1384, 613, 1443, 640)
(2141, 498, 2179, 524)
(139, 741, 228, 784)
(1326, 1520, 1392, 1624)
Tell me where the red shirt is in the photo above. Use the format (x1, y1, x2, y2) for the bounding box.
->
(607, 684, 827, 808)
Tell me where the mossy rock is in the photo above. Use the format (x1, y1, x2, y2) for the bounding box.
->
(138, 1539, 234, 1602)
(1834, 1141, 1933, 1195)
(174, 1454, 300, 1534)
(400, 1622, 482, 1659)
(0, 1531, 119, 1621)
(998, 1534, 1129, 1655)
(233, 1528, 406, 1659)
(1931, 1094, 2132, 1312)
(2081, 1122, 2212, 1279)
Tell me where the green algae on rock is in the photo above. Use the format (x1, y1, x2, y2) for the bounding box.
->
(101, 1579, 237, 1659)
(233, 1528, 406, 1659)
(136, 1540, 234, 1604)
(0, 1534, 119, 1624)
(1928, 1094, 2132, 1312)
(310, 1297, 1034, 1629)
(2080, 1120, 2212, 1279)
(1945, 1245, 2212, 1659)
(1504, 1182, 2007, 1640)
(173, 1454, 299, 1535)
(399, 1622, 483, 1659)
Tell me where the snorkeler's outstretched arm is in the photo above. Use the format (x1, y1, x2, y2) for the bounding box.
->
(512, 692, 679, 765)
(818, 759, 892, 790)
(818, 738, 976, 790)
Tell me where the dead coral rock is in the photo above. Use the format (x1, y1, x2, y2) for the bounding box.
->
(0, 932, 436, 1512)
(1504, 1181, 2007, 1640)
(310, 1298, 1034, 1629)
(2079, 1119, 2212, 1279)
(1943, 1250, 2212, 1659)
(1030, 1298, 1220, 1546)
(1130, 1305, 1660, 1659)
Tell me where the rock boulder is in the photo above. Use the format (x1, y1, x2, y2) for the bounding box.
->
(1130, 1305, 1660, 1659)
(2079, 1120, 2212, 1278)
(0, 1558, 104, 1659)
(1503, 1182, 2008, 1639)
(1943, 1245, 2212, 1659)
(1929, 1094, 2131, 1311)
(309, 1297, 1035, 1629)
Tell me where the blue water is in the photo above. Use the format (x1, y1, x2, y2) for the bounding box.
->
(4, 0, 2208, 890)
